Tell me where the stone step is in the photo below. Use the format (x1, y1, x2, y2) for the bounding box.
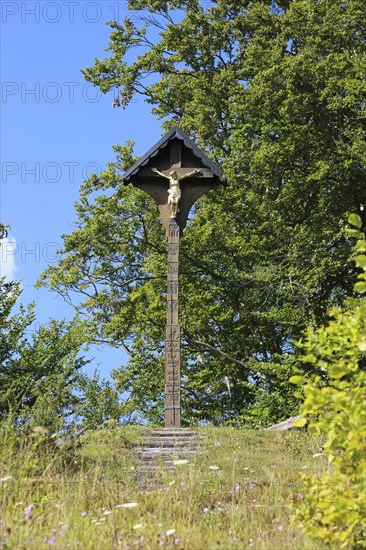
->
(139, 452, 195, 462)
(138, 439, 197, 448)
(135, 429, 200, 482)
(148, 430, 197, 437)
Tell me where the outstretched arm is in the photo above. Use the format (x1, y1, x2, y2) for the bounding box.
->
(180, 168, 201, 181)
(152, 167, 170, 180)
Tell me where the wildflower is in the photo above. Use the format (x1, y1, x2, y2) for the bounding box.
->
(0, 476, 13, 483)
(95, 522, 103, 526)
(174, 538, 180, 545)
(209, 465, 219, 470)
(278, 525, 283, 532)
(214, 441, 221, 447)
(235, 482, 241, 492)
(133, 523, 143, 530)
(103, 510, 112, 515)
(248, 538, 254, 547)
(234, 458, 239, 463)
(246, 482, 257, 490)
(166, 529, 176, 537)
(116, 503, 138, 509)
(228, 489, 234, 495)
(172, 459, 189, 465)
(261, 530, 269, 537)
(81, 512, 87, 518)
(203, 508, 210, 513)
(24, 504, 35, 520)
(230, 538, 237, 543)
(32, 426, 48, 435)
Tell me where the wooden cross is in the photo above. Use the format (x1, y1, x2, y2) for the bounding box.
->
(123, 127, 225, 428)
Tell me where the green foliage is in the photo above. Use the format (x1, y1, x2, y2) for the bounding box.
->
(0, 279, 90, 432)
(39, 0, 366, 425)
(0, 222, 10, 239)
(77, 370, 124, 429)
(291, 216, 366, 548)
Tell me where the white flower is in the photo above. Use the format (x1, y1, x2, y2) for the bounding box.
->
(103, 510, 112, 515)
(208, 465, 219, 470)
(116, 502, 138, 509)
(0, 476, 13, 482)
(166, 529, 176, 537)
(133, 523, 143, 530)
(172, 459, 189, 465)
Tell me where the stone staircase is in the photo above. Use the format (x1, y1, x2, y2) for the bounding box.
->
(136, 429, 199, 478)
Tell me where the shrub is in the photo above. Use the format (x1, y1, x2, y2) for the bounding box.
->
(291, 214, 366, 548)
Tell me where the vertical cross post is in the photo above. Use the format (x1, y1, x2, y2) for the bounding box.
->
(165, 218, 181, 427)
(122, 128, 225, 428)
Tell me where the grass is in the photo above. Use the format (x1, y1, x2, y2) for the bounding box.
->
(0, 424, 327, 549)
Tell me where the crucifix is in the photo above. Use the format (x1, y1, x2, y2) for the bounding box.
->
(123, 127, 225, 428)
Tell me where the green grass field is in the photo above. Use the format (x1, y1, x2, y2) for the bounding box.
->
(0, 425, 326, 549)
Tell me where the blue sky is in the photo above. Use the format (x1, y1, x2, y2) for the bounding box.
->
(1, 1, 165, 379)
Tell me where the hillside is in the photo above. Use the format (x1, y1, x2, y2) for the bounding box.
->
(0, 426, 326, 549)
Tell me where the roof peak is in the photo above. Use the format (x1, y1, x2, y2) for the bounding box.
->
(123, 127, 225, 183)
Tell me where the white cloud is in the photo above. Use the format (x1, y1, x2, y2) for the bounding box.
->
(0, 236, 18, 281)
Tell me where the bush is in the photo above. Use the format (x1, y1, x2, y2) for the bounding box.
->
(291, 214, 366, 548)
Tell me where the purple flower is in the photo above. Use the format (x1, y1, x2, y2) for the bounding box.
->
(229, 538, 237, 543)
(246, 482, 257, 490)
(174, 539, 180, 546)
(228, 489, 234, 495)
(235, 482, 241, 492)
(81, 511, 87, 518)
(25, 504, 35, 520)
(234, 458, 239, 463)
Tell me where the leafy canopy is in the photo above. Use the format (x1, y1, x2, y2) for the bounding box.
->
(291, 214, 366, 548)
(39, 0, 366, 425)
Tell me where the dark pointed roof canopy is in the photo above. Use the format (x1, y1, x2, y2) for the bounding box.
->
(122, 127, 226, 235)
(122, 126, 225, 184)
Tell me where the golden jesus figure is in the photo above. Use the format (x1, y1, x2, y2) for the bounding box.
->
(152, 168, 200, 218)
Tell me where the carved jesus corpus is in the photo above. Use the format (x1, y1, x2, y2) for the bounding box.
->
(152, 168, 200, 218)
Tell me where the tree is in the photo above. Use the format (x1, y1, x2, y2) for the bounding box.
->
(291, 215, 366, 548)
(39, 0, 366, 425)
(77, 370, 124, 430)
(0, 279, 90, 432)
